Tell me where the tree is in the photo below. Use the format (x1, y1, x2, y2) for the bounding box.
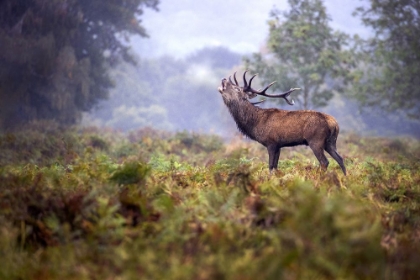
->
(245, 0, 355, 110)
(351, 0, 420, 119)
(0, 0, 158, 129)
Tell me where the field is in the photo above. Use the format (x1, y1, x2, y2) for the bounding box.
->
(1, 122, 420, 279)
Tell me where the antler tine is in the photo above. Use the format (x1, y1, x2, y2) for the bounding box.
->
(243, 72, 258, 92)
(248, 73, 257, 87)
(233, 71, 239, 86)
(257, 87, 300, 105)
(242, 70, 249, 88)
(258, 81, 277, 94)
(251, 99, 265, 106)
(228, 75, 235, 85)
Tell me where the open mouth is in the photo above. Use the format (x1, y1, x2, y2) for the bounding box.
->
(218, 78, 227, 93)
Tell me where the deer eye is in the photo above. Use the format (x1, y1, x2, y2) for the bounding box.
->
(234, 87, 241, 92)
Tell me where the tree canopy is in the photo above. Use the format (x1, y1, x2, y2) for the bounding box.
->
(0, 0, 158, 129)
(351, 0, 420, 119)
(245, 0, 355, 110)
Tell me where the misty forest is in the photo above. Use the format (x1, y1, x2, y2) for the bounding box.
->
(1, 0, 420, 279)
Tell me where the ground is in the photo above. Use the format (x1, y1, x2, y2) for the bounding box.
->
(1, 123, 419, 279)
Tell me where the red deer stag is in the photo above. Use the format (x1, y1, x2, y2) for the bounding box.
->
(218, 71, 346, 175)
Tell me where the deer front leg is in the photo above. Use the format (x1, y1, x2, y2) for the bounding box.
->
(267, 145, 281, 171)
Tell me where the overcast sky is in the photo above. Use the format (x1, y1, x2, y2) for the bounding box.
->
(132, 0, 370, 58)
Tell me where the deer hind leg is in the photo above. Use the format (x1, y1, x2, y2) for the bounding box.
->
(267, 145, 281, 171)
(309, 143, 329, 171)
(325, 144, 347, 175)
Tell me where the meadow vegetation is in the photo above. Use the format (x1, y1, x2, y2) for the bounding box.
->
(1, 122, 420, 279)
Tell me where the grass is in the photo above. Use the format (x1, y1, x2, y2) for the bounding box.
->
(1, 123, 420, 279)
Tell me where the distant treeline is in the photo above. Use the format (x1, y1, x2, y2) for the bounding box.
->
(85, 46, 420, 138)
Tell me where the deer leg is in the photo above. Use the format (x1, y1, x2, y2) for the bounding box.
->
(309, 143, 329, 171)
(273, 148, 281, 170)
(325, 145, 347, 175)
(267, 146, 280, 171)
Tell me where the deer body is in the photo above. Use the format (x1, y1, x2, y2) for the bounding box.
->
(219, 72, 346, 175)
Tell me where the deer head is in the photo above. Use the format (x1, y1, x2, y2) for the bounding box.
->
(219, 71, 300, 106)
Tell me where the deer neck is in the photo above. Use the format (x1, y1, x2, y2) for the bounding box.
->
(226, 98, 261, 140)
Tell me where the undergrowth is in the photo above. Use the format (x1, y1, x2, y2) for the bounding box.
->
(0, 124, 420, 279)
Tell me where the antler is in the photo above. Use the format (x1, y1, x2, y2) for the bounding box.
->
(242, 71, 300, 106)
(229, 72, 239, 86)
(251, 99, 265, 106)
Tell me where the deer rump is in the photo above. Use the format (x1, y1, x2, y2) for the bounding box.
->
(218, 72, 346, 175)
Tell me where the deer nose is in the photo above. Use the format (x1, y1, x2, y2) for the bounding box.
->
(219, 78, 227, 92)
(219, 82, 227, 92)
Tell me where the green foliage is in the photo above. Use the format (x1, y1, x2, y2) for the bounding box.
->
(1, 125, 420, 278)
(173, 130, 224, 153)
(110, 161, 150, 185)
(351, 0, 420, 119)
(245, 0, 356, 109)
(0, 0, 159, 129)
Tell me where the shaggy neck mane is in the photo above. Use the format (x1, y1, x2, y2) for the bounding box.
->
(226, 98, 261, 140)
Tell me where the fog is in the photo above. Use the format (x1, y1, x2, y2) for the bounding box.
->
(132, 0, 370, 58)
(83, 0, 420, 138)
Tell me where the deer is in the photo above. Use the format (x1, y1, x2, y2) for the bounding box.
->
(218, 71, 346, 175)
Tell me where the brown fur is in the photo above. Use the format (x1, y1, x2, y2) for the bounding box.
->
(218, 79, 346, 175)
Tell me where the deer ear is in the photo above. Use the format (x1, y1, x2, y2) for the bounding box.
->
(246, 92, 258, 99)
